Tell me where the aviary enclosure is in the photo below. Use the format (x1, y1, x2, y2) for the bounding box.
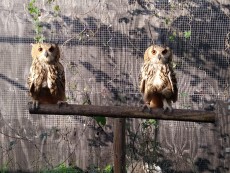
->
(0, 0, 229, 172)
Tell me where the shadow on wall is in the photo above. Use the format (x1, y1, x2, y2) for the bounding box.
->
(158, 157, 224, 173)
(1, 0, 228, 99)
(54, 0, 229, 102)
(0, 73, 28, 91)
(0, 0, 229, 172)
(87, 124, 114, 147)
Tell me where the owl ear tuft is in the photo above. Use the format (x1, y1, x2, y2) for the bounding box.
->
(31, 43, 39, 47)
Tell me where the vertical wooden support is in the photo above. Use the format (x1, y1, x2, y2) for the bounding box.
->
(114, 118, 126, 173)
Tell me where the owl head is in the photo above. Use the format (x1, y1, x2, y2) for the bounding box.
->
(144, 45, 172, 64)
(31, 43, 60, 63)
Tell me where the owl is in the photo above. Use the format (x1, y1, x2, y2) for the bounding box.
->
(27, 43, 66, 108)
(139, 45, 178, 112)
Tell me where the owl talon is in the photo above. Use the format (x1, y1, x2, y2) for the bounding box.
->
(32, 100, 39, 110)
(163, 107, 173, 113)
(141, 103, 152, 113)
(57, 101, 68, 108)
(163, 99, 173, 113)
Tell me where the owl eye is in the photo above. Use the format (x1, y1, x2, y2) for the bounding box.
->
(152, 49, 157, 55)
(49, 46, 54, 52)
(38, 47, 43, 52)
(162, 49, 168, 55)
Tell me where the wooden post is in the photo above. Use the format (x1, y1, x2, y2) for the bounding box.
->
(114, 118, 126, 173)
(28, 103, 217, 172)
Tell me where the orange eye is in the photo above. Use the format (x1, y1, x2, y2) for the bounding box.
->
(49, 46, 54, 52)
(162, 49, 167, 54)
(38, 47, 43, 52)
(152, 49, 156, 55)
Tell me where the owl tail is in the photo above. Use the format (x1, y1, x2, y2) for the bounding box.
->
(149, 94, 163, 108)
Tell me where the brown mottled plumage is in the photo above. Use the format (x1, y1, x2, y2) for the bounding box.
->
(140, 45, 178, 111)
(27, 43, 65, 107)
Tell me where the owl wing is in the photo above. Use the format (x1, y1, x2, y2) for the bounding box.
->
(167, 65, 178, 102)
(140, 77, 146, 94)
(139, 62, 148, 93)
(27, 60, 45, 97)
(56, 62, 65, 99)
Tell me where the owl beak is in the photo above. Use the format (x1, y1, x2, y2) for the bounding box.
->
(158, 55, 161, 60)
(44, 51, 48, 58)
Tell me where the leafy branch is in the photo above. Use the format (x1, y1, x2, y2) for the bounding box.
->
(27, 0, 44, 43)
(27, 0, 60, 43)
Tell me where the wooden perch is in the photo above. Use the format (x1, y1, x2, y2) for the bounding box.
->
(28, 102, 216, 123)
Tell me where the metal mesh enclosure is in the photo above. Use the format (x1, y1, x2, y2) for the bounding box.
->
(0, 0, 230, 172)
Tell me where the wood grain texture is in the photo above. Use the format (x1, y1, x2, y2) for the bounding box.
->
(28, 103, 216, 123)
(113, 118, 126, 173)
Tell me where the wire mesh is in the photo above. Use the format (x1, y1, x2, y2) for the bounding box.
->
(0, 0, 229, 172)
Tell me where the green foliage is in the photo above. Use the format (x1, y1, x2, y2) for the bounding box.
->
(169, 35, 175, 41)
(53, 5, 60, 12)
(47, 0, 56, 4)
(169, 32, 177, 42)
(184, 30, 191, 39)
(27, 0, 60, 43)
(171, 61, 177, 69)
(27, 0, 44, 43)
(165, 18, 170, 25)
(86, 164, 113, 173)
(41, 164, 84, 173)
(0, 164, 8, 173)
(102, 164, 113, 173)
(169, 31, 192, 42)
(27, 0, 40, 19)
(180, 92, 189, 97)
(94, 116, 106, 126)
(8, 140, 17, 151)
(34, 35, 46, 44)
(142, 119, 157, 129)
(53, 5, 60, 17)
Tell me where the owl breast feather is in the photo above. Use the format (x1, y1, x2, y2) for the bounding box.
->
(151, 69, 164, 87)
(145, 64, 168, 92)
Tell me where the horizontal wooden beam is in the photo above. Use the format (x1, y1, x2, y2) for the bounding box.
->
(28, 103, 216, 123)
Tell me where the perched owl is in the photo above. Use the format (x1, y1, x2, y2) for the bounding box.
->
(139, 45, 178, 112)
(27, 43, 66, 108)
